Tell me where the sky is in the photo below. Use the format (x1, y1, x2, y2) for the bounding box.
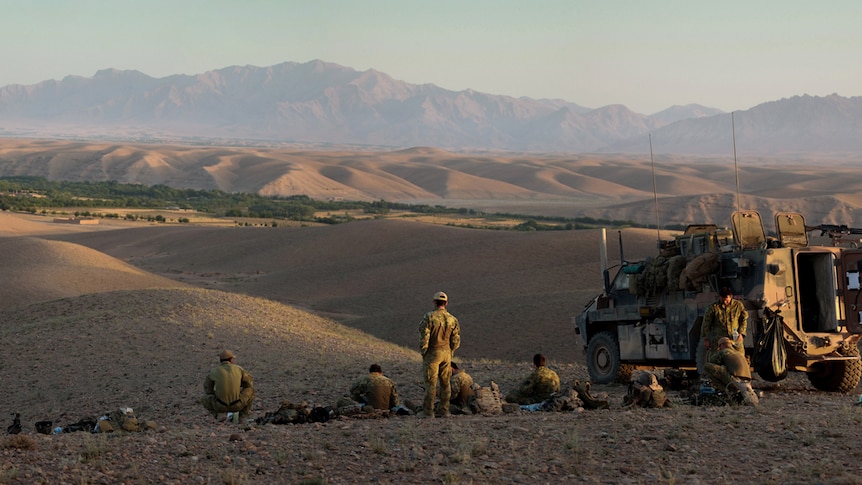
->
(1, 0, 860, 115)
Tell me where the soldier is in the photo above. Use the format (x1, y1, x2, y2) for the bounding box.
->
(449, 362, 475, 409)
(698, 286, 748, 373)
(419, 291, 461, 418)
(704, 337, 759, 405)
(349, 364, 399, 410)
(505, 353, 560, 405)
(200, 350, 255, 422)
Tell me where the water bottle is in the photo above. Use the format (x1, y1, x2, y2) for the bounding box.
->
(699, 382, 715, 395)
(52, 427, 63, 434)
(732, 330, 739, 341)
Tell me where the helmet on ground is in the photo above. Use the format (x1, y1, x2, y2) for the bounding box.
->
(636, 371, 663, 391)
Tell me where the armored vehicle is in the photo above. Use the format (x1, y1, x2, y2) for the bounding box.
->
(574, 210, 862, 392)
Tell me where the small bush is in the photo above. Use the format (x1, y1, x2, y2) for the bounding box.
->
(1, 435, 37, 450)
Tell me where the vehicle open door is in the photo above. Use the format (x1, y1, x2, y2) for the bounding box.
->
(731, 210, 765, 250)
(840, 249, 862, 333)
(775, 212, 808, 248)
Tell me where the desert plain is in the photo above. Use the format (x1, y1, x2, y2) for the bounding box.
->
(4, 138, 862, 226)
(1, 143, 862, 484)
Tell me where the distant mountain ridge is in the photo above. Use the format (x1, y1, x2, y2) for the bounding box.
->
(0, 60, 715, 152)
(0, 60, 859, 155)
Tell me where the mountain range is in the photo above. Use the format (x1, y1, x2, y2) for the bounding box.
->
(3, 59, 860, 156)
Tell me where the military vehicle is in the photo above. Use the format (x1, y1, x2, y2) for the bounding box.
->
(574, 210, 862, 392)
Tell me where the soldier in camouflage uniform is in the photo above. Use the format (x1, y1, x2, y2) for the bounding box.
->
(704, 337, 759, 405)
(698, 286, 748, 373)
(504, 353, 560, 405)
(449, 362, 474, 409)
(349, 364, 399, 410)
(419, 291, 461, 418)
(201, 350, 255, 421)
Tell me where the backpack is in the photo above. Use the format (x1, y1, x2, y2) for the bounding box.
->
(623, 371, 668, 408)
(473, 381, 503, 414)
(109, 409, 140, 432)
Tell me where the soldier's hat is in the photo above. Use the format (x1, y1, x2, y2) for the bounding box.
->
(433, 291, 448, 302)
(219, 349, 235, 361)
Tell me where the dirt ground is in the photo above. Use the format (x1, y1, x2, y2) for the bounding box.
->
(1, 211, 862, 484)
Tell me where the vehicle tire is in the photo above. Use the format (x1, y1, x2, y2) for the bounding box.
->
(586, 331, 625, 384)
(806, 358, 862, 393)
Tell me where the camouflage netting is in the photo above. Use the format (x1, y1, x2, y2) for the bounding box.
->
(679, 252, 719, 292)
(666, 255, 687, 292)
(637, 256, 669, 296)
(639, 251, 719, 295)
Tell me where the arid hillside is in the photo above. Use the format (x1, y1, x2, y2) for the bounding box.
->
(43, 215, 661, 363)
(3, 210, 652, 412)
(2, 211, 862, 484)
(3, 138, 862, 226)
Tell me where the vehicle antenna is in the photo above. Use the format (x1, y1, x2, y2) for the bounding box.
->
(732, 112, 740, 212)
(649, 133, 661, 245)
(618, 230, 625, 263)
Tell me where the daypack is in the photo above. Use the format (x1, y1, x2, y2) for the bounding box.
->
(754, 308, 788, 381)
(623, 371, 668, 408)
(473, 381, 503, 414)
(109, 409, 140, 432)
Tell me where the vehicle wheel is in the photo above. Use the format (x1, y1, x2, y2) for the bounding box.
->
(586, 331, 624, 384)
(806, 358, 862, 393)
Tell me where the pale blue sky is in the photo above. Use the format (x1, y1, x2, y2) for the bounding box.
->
(1, 0, 860, 114)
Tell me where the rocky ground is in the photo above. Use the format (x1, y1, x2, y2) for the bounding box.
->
(2, 212, 862, 484)
(2, 362, 862, 485)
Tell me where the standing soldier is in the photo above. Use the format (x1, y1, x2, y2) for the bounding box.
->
(419, 291, 461, 418)
(698, 286, 748, 373)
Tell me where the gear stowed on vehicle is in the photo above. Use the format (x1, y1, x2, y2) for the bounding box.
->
(574, 210, 862, 392)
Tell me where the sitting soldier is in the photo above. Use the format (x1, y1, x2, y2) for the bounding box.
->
(450, 362, 474, 407)
(504, 353, 560, 405)
(704, 337, 759, 406)
(200, 350, 255, 422)
(349, 364, 399, 410)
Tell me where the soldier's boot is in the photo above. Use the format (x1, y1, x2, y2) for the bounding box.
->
(418, 405, 435, 419)
(731, 380, 759, 406)
(438, 407, 452, 418)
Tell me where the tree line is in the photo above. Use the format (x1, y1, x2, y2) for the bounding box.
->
(0, 176, 676, 230)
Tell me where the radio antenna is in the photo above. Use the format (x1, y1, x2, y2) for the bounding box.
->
(732, 112, 740, 212)
(649, 133, 661, 245)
